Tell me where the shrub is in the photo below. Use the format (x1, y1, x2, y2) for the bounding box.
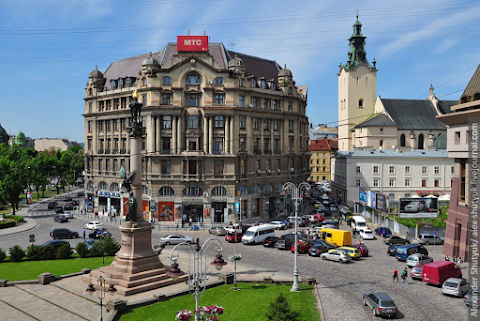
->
(26, 245, 42, 261)
(0, 221, 16, 229)
(266, 293, 300, 321)
(0, 248, 6, 262)
(40, 245, 57, 260)
(101, 235, 120, 256)
(4, 215, 24, 223)
(9, 245, 25, 262)
(75, 242, 90, 258)
(90, 242, 104, 257)
(56, 244, 73, 259)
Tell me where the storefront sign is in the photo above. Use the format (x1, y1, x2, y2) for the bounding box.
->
(177, 35, 209, 52)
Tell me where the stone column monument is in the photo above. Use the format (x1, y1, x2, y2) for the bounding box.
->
(83, 90, 187, 296)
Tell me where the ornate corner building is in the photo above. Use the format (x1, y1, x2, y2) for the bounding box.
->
(83, 37, 310, 223)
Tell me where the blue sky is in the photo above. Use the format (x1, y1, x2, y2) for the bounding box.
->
(0, 0, 479, 143)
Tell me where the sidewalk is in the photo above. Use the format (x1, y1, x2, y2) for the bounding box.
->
(0, 218, 38, 237)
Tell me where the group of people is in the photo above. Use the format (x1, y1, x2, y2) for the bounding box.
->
(392, 267, 409, 284)
(445, 255, 463, 267)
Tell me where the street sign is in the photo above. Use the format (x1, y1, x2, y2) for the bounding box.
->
(433, 231, 436, 237)
(29, 234, 35, 243)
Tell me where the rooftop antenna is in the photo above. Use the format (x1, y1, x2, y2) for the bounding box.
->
(228, 42, 236, 51)
(187, 30, 191, 35)
(356, 9, 359, 20)
(204, 30, 206, 36)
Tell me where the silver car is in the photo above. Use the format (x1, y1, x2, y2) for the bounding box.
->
(442, 278, 470, 297)
(406, 253, 433, 267)
(464, 290, 480, 308)
(363, 293, 398, 318)
(320, 250, 351, 263)
(160, 234, 194, 245)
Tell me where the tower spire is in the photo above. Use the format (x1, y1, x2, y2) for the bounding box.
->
(343, 15, 375, 71)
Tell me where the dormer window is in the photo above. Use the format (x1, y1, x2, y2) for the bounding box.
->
(186, 75, 200, 85)
(214, 77, 224, 85)
(249, 77, 256, 87)
(239, 78, 245, 87)
(359, 99, 364, 108)
(259, 78, 267, 89)
(110, 80, 117, 89)
(163, 76, 172, 85)
(268, 81, 276, 90)
(126, 78, 132, 87)
(118, 79, 124, 88)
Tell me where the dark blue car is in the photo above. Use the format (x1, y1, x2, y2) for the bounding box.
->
(374, 227, 392, 238)
(88, 228, 111, 239)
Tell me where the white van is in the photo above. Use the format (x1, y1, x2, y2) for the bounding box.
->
(404, 201, 424, 213)
(351, 216, 367, 232)
(242, 224, 276, 245)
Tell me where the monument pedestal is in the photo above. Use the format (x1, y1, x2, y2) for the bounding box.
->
(82, 220, 187, 296)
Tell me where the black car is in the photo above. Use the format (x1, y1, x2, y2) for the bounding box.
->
(312, 239, 337, 250)
(89, 228, 111, 239)
(50, 228, 79, 239)
(40, 240, 70, 248)
(64, 196, 73, 202)
(55, 206, 64, 214)
(387, 244, 401, 256)
(384, 235, 410, 245)
(63, 203, 74, 211)
(77, 191, 85, 197)
(263, 236, 280, 247)
(72, 200, 79, 206)
(48, 201, 58, 209)
(53, 215, 68, 223)
(308, 244, 330, 257)
(275, 239, 295, 250)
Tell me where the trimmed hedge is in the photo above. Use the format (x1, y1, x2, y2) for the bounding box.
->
(4, 215, 24, 223)
(0, 221, 16, 229)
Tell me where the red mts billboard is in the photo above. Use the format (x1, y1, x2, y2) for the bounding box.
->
(177, 36, 209, 52)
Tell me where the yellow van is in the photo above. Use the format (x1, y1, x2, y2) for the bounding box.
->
(318, 228, 352, 247)
(330, 246, 361, 259)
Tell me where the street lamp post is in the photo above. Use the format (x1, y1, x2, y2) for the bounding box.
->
(239, 197, 242, 223)
(86, 274, 117, 321)
(283, 181, 310, 292)
(167, 237, 227, 321)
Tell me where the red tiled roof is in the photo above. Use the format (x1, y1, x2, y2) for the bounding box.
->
(309, 138, 338, 152)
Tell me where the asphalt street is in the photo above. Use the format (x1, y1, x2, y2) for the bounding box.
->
(0, 195, 470, 321)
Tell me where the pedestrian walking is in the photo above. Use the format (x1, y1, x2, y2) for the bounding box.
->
(401, 267, 408, 284)
(189, 218, 192, 226)
(405, 231, 409, 240)
(181, 220, 185, 228)
(458, 257, 463, 268)
(392, 268, 399, 282)
(445, 255, 450, 261)
(83, 228, 86, 239)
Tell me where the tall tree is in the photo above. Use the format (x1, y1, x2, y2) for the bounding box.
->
(265, 293, 300, 321)
(0, 145, 30, 214)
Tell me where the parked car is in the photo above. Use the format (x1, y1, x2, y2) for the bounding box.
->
(224, 225, 242, 234)
(312, 239, 337, 250)
(417, 233, 444, 245)
(50, 228, 78, 239)
(275, 238, 295, 250)
(387, 244, 400, 256)
(208, 226, 226, 236)
(331, 246, 361, 259)
(308, 244, 329, 257)
(384, 235, 410, 245)
(85, 238, 96, 250)
(359, 229, 375, 240)
(77, 191, 85, 197)
(290, 240, 313, 254)
(423, 261, 462, 286)
(53, 214, 68, 223)
(374, 227, 392, 238)
(64, 196, 73, 202)
(160, 234, 194, 245)
(269, 221, 286, 230)
(406, 253, 433, 267)
(85, 221, 103, 230)
(55, 206, 64, 214)
(442, 278, 470, 297)
(48, 201, 58, 209)
(72, 200, 80, 206)
(410, 264, 424, 280)
(63, 211, 73, 219)
(63, 203, 74, 211)
(322, 220, 339, 228)
(363, 293, 398, 318)
(396, 244, 428, 261)
(352, 244, 369, 257)
(89, 228, 111, 239)
(320, 250, 351, 263)
(40, 240, 70, 248)
(262, 236, 280, 247)
(225, 233, 242, 243)
(464, 290, 480, 308)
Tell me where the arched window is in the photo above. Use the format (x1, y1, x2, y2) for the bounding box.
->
(264, 184, 273, 193)
(214, 77, 224, 85)
(379, 140, 383, 148)
(183, 186, 203, 197)
(275, 183, 283, 192)
(211, 186, 227, 197)
(158, 186, 175, 197)
(186, 74, 200, 85)
(142, 185, 149, 195)
(461, 96, 468, 103)
(418, 134, 424, 150)
(239, 186, 248, 195)
(358, 99, 364, 108)
(163, 76, 172, 85)
(110, 183, 119, 192)
(252, 185, 261, 194)
(98, 181, 108, 191)
(88, 88, 92, 96)
(87, 180, 94, 191)
(400, 134, 406, 147)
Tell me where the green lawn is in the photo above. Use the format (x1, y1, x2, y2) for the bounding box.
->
(0, 256, 114, 281)
(120, 283, 320, 321)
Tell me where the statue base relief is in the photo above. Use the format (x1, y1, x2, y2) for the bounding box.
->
(82, 220, 188, 296)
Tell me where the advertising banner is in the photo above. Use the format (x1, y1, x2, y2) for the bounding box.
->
(399, 197, 438, 218)
(177, 36, 209, 52)
(359, 189, 367, 204)
(376, 194, 388, 213)
(158, 202, 174, 221)
(367, 191, 376, 209)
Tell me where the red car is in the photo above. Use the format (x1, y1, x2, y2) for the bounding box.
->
(312, 214, 325, 222)
(225, 233, 242, 243)
(290, 240, 312, 254)
(352, 244, 369, 257)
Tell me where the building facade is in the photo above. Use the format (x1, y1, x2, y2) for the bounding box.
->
(308, 124, 338, 141)
(331, 150, 454, 207)
(34, 138, 78, 152)
(437, 64, 480, 261)
(83, 38, 310, 223)
(308, 138, 338, 182)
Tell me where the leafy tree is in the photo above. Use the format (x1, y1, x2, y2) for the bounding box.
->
(0, 248, 6, 262)
(89, 242, 104, 257)
(56, 244, 73, 259)
(75, 242, 90, 258)
(266, 293, 300, 321)
(101, 235, 120, 256)
(26, 244, 42, 261)
(40, 245, 57, 260)
(0, 145, 30, 214)
(9, 245, 25, 262)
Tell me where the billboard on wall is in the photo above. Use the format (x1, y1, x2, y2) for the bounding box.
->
(177, 36, 209, 52)
(367, 191, 376, 209)
(359, 189, 367, 204)
(376, 194, 388, 213)
(399, 197, 438, 218)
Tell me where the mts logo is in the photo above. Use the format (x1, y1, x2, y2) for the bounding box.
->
(177, 35, 209, 52)
(184, 39, 202, 46)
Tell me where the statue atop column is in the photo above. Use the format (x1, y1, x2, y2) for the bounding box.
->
(120, 165, 137, 222)
(129, 89, 143, 138)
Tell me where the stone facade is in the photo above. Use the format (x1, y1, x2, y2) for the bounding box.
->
(308, 138, 337, 182)
(83, 41, 310, 223)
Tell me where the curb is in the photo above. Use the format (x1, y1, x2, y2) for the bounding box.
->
(0, 218, 38, 237)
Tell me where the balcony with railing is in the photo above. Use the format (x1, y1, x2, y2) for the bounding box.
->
(264, 149, 272, 155)
(274, 149, 281, 155)
(159, 149, 172, 154)
(97, 149, 104, 154)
